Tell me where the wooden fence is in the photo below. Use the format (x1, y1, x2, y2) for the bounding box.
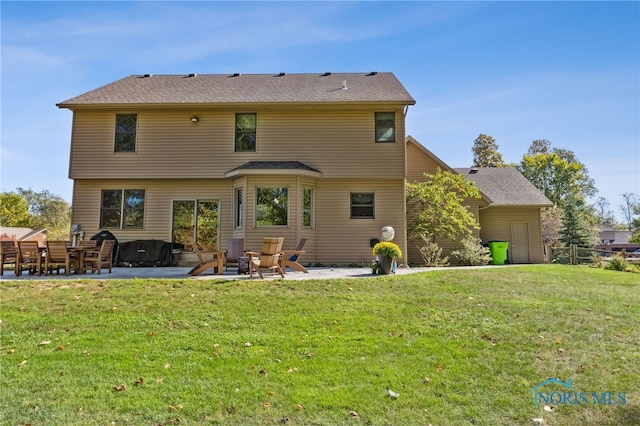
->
(550, 244, 639, 265)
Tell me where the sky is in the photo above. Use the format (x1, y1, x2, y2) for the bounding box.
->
(2, 1, 639, 222)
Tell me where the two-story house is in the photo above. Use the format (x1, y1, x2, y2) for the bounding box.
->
(57, 72, 416, 265)
(57, 72, 552, 265)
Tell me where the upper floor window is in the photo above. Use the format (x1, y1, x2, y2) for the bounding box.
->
(375, 112, 395, 143)
(100, 189, 145, 228)
(256, 187, 288, 226)
(115, 114, 137, 152)
(351, 192, 375, 219)
(235, 113, 256, 151)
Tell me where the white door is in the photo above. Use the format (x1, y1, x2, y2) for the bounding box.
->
(511, 222, 530, 264)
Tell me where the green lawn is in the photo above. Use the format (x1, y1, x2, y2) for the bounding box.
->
(1, 265, 638, 425)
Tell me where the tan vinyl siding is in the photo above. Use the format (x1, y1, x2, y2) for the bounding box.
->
(406, 141, 443, 181)
(69, 109, 406, 180)
(315, 179, 406, 265)
(478, 207, 544, 263)
(72, 179, 233, 249)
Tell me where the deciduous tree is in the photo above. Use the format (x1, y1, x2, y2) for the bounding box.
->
(471, 133, 506, 167)
(16, 188, 71, 240)
(592, 196, 615, 225)
(0, 192, 30, 227)
(517, 141, 597, 208)
(619, 193, 638, 231)
(406, 169, 481, 243)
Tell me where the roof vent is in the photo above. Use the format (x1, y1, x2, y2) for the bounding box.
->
(341, 80, 347, 90)
(368, 71, 378, 76)
(470, 168, 478, 174)
(143, 73, 153, 78)
(322, 72, 332, 76)
(232, 73, 241, 77)
(277, 72, 286, 77)
(188, 73, 197, 77)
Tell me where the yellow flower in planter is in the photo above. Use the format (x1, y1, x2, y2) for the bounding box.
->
(372, 241, 402, 258)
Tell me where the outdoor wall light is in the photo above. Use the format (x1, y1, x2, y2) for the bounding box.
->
(190, 116, 199, 123)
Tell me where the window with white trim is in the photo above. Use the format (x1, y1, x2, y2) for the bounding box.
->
(256, 187, 288, 226)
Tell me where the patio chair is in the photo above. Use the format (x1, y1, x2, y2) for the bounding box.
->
(280, 238, 309, 273)
(188, 239, 224, 276)
(225, 238, 245, 271)
(83, 239, 115, 274)
(246, 237, 285, 279)
(16, 241, 43, 276)
(78, 240, 98, 247)
(1, 240, 17, 276)
(44, 240, 77, 275)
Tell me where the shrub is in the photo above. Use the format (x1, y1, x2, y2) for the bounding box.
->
(416, 234, 448, 267)
(605, 253, 628, 272)
(451, 236, 492, 266)
(372, 241, 402, 258)
(591, 253, 605, 269)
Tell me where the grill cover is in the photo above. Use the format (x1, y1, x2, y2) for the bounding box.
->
(117, 240, 172, 267)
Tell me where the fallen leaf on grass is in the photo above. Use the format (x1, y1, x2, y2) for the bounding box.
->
(38, 340, 51, 346)
(164, 362, 171, 369)
(543, 404, 554, 412)
(244, 342, 252, 347)
(263, 402, 271, 409)
(296, 404, 304, 410)
(575, 365, 585, 373)
(533, 418, 548, 425)
(387, 389, 400, 398)
(168, 404, 183, 411)
(286, 367, 298, 373)
(114, 384, 127, 391)
(18, 360, 27, 367)
(348, 410, 359, 419)
(259, 368, 268, 376)
(482, 335, 497, 345)
(135, 378, 144, 385)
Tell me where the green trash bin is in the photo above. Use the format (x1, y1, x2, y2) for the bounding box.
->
(488, 241, 509, 265)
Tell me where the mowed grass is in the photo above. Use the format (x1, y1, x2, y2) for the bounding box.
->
(1, 265, 638, 425)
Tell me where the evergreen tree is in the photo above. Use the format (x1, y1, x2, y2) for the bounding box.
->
(559, 198, 593, 247)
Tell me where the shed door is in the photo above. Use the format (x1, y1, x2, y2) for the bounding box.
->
(511, 222, 530, 264)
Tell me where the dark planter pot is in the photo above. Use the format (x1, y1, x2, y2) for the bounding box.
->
(378, 255, 393, 275)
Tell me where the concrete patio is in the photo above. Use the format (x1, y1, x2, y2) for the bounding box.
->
(1, 265, 439, 281)
(0, 264, 519, 281)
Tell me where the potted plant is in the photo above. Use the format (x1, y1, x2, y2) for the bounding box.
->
(372, 242, 402, 275)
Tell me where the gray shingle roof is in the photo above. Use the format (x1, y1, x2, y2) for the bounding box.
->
(57, 72, 415, 107)
(229, 161, 320, 173)
(225, 161, 321, 178)
(454, 167, 553, 207)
